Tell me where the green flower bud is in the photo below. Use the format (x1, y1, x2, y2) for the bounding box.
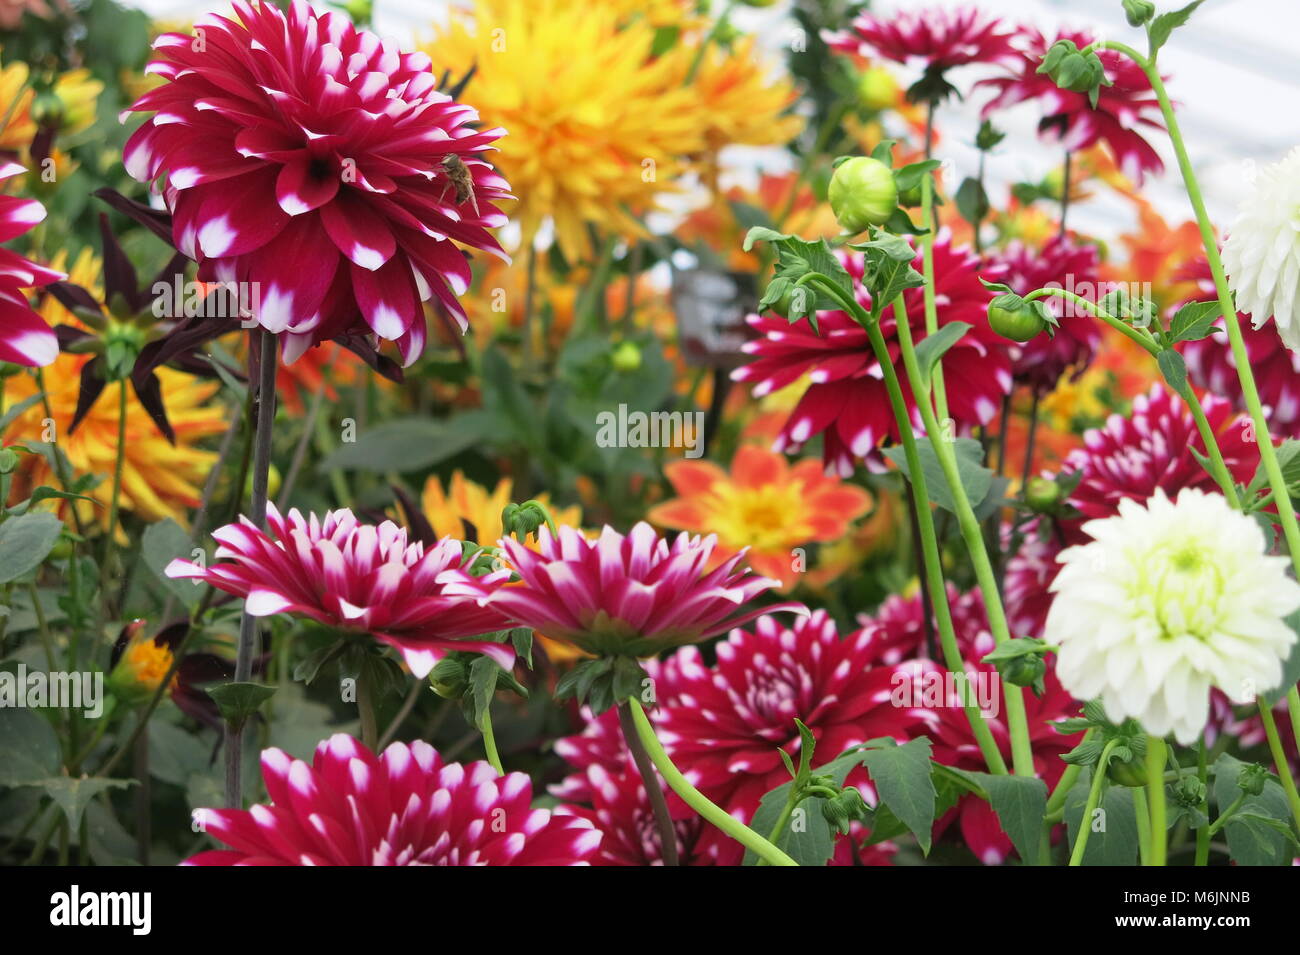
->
(1237, 763, 1268, 797)
(828, 156, 898, 234)
(987, 297, 1047, 342)
(1123, 0, 1156, 27)
(429, 656, 468, 699)
(0, 448, 19, 474)
(1173, 774, 1207, 808)
(610, 340, 642, 373)
(1025, 476, 1063, 513)
(1000, 653, 1046, 688)
(856, 67, 897, 111)
(1107, 754, 1149, 788)
(30, 91, 64, 128)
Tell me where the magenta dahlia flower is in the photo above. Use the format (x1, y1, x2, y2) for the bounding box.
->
(980, 29, 1164, 182)
(864, 587, 1082, 864)
(989, 235, 1101, 393)
(124, 0, 510, 365)
(733, 235, 1009, 475)
(185, 734, 600, 865)
(1003, 384, 1256, 636)
(1179, 257, 1300, 438)
(165, 504, 512, 677)
(824, 5, 1021, 80)
(0, 163, 62, 367)
(480, 523, 806, 656)
(652, 610, 926, 818)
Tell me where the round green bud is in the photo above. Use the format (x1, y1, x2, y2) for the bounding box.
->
(1001, 653, 1046, 688)
(1025, 476, 1063, 513)
(1238, 763, 1268, 797)
(429, 657, 468, 699)
(611, 340, 642, 373)
(1106, 754, 1149, 788)
(856, 67, 897, 111)
(987, 300, 1047, 342)
(828, 157, 898, 234)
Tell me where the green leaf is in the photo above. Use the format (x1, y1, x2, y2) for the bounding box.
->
(465, 656, 499, 732)
(0, 392, 46, 435)
(36, 777, 134, 831)
(1168, 301, 1221, 343)
(0, 708, 61, 786)
(858, 738, 936, 854)
(1064, 773, 1141, 865)
(954, 177, 990, 228)
(316, 413, 489, 472)
(882, 437, 994, 513)
(942, 767, 1048, 863)
(0, 512, 63, 583)
(1149, 0, 1204, 57)
(207, 682, 277, 730)
(894, 159, 942, 193)
(141, 518, 201, 606)
(913, 322, 970, 391)
(1156, 348, 1190, 399)
(6, 486, 99, 517)
(746, 228, 856, 328)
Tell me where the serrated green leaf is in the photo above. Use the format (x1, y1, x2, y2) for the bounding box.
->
(208, 682, 277, 728)
(881, 437, 994, 513)
(1149, 0, 1204, 56)
(1156, 348, 1190, 399)
(1169, 300, 1221, 343)
(858, 738, 936, 854)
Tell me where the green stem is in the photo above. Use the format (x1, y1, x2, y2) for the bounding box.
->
(1108, 41, 1300, 580)
(1069, 739, 1118, 866)
(100, 379, 128, 615)
(1257, 703, 1300, 833)
(1024, 288, 1158, 354)
(889, 295, 1036, 776)
(1133, 787, 1152, 866)
(919, 135, 947, 424)
(480, 703, 504, 776)
(1146, 736, 1167, 866)
(798, 275, 1007, 774)
(1207, 793, 1246, 838)
(1195, 736, 1210, 866)
(626, 698, 797, 866)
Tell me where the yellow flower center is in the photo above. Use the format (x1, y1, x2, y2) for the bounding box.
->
(124, 639, 176, 692)
(711, 483, 810, 553)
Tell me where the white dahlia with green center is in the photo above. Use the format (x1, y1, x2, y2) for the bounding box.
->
(1045, 488, 1300, 744)
(1222, 146, 1300, 350)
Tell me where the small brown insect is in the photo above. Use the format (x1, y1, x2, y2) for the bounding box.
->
(440, 154, 479, 215)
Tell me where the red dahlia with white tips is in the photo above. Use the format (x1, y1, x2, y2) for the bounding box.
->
(185, 734, 600, 865)
(652, 610, 926, 818)
(165, 504, 512, 677)
(824, 5, 1021, 73)
(481, 523, 806, 657)
(733, 237, 1009, 475)
(863, 587, 1082, 864)
(980, 29, 1164, 183)
(125, 0, 510, 365)
(0, 163, 62, 367)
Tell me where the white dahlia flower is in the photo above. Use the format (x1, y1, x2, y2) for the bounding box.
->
(1045, 488, 1300, 744)
(1222, 146, 1300, 350)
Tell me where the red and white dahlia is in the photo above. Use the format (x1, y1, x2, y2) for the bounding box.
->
(0, 163, 62, 367)
(652, 610, 927, 818)
(824, 5, 1021, 75)
(733, 236, 1009, 475)
(124, 0, 510, 365)
(980, 29, 1164, 183)
(481, 523, 806, 657)
(186, 734, 600, 865)
(864, 587, 1083, 864)
(165, 504, 512, 677)
(990, 235, 1101, 393)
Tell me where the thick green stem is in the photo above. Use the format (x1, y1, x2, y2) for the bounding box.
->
(1195, 736, 1210, 866)
(1133, 787, 1151, 866)
(1257, 703, 1300, 833)
(1146, 737, 1167, 866)
(100, 379, 129, 615)
(889, 296, 1037, 776)
(626, 698, 797, 866)
(919, 149, 947, 423)
(1070, 739, 1118, 866)
(799, 275, 1007, 774)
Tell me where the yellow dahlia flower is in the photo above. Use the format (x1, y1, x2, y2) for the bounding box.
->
(422, 470, 582, 546)
(424, 0, 705, 262)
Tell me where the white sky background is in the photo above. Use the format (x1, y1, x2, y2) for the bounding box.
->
(128, 0, 1300, 245)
